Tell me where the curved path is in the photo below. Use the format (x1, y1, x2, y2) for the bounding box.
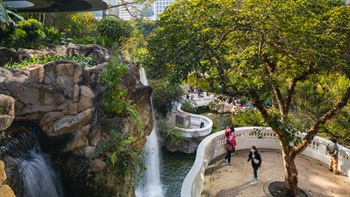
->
(202, 149, 350, 197)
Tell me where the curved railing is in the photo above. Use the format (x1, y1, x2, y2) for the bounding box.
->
(181, 127, 350, 197)
(184, 93, 215, 107)
(176, 105, 213, 138)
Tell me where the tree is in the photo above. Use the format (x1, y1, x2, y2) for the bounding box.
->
(145, 0, 350, 196)
(149, 79, 184, 117)
(97, 16, 133, 48)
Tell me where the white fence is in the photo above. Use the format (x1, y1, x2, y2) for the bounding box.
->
(181, 127, 350, 197)
(176, 105, 213, 138)
(184, 93, 215, 107)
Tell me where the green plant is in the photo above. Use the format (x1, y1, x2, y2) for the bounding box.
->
(211, 115, 233, 133)
(5, 55, 97, 68)
(232, 109, 266, 127)
(42, 27, 63, 45)
(88, 129, 145, 197)
(100, 56, 129, 116)
(180, 100, 197, 113)
(0, 0, 23, 26)
(97, 17, 133, 48)
(150, 79, 184, 117)
(17, 19, 44, 49)
(163, 124, 185, 146)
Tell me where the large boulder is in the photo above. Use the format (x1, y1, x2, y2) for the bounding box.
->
(0, 48, 30, 67)
(0, 61, 96, 148)
(0, 161, 15, 197)
(0, 95, 15, 131)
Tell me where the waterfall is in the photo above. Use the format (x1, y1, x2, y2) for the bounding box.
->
(136, 68, 163, 197)
(19, 150, 64, 197)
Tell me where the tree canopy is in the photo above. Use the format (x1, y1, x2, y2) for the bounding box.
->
(145, 0, 350, 195)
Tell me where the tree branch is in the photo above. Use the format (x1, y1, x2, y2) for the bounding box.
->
(108, 0, 143, 9)
(293, 85, 350, 155)
(285, 64, 314, 114)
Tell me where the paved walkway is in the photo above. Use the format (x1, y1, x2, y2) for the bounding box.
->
(201, 149, 350, 197)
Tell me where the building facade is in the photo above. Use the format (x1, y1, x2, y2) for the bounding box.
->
(153, 0, 174, 20)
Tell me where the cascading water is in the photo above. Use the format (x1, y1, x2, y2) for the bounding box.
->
(19, 149, 64, 197)
(136, 68, 163, 197)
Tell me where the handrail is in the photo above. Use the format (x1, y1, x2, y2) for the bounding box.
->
(181, 127, 350, 197)
(175, 104, 213, 138)
(183, 93, 215, 107)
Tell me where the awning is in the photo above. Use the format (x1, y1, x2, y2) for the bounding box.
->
(3, 0, 108, 12)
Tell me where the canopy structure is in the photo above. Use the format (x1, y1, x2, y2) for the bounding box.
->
(3, 0, 108, 12)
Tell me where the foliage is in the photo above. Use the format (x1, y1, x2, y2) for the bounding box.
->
(97, 17, 133, 48)
(150, 79, 184, 117)
(145, 0, 234, 85)
(69, 13, 100, 44)
(17, 19, 44, 49)
(163, 124, 185, 146)
(100, 55, 130, 116)
(292, 74, 350, 145)
(0, 0, 23, 26)
(5, 55, 97, 68)
(121, 28, 145, 64)
(180, 100, 197, 114)
(186, 73, 210, 91)
(42, 27, 64, 45)
(0, 27, 26, 49)
(89, 129, 144, 196)
(129, 17, 156, 38)
(232, 109, 266, 127)
(211, 115, 233, 133)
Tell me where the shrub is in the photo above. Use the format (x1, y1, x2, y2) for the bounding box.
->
(150, 79, 184, 117)
(97, 17, 133, 48)
(211, 115, 233, 133)
(42, 27, 63, 45)
(180, 100, 197, 113)
(17, 19, 44, 49)
(231, 109, 266, 127)
(163, 124, 185, 146)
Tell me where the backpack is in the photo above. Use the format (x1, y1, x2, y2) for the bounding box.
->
(327, 144, 336, 154)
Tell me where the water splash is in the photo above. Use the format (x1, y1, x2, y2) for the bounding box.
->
(136, 68, 163, 197)
(19, 150, 64, 197)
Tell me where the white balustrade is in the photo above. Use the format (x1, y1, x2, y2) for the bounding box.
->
(176, 105, 213, 138)
(184, 93, 215, 107)
(181, 127, 350, 197)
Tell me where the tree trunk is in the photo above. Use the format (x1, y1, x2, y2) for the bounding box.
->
(281, 147, 298, 197)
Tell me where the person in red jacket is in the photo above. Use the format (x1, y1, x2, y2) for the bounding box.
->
(224, 132, 236, 165)
(224, 125, 236, 155)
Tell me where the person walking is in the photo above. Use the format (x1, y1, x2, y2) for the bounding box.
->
(247, 146, 262, 185)
(224, 133, 236, 165)
(327, 139, 339, 175)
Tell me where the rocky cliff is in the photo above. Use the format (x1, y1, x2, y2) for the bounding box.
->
(0, 45, 153, 196)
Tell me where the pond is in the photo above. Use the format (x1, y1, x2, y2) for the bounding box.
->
(160, 148, 195, 197)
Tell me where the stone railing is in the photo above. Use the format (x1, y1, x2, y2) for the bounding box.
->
(184, 93, 215, 107)
(176, 105, 213, 138)
(181, 127, 350, 197)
